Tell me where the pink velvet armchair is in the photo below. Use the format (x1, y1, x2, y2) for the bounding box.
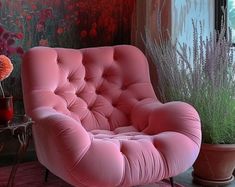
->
(21, 45, 201, 187)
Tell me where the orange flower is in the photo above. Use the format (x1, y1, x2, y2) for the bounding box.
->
(0, 55, 13, 81)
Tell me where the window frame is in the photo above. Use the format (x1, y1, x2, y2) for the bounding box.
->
(215, 0, 235, 46)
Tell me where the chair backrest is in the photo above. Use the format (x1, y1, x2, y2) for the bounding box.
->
(22, 45, 157, 131)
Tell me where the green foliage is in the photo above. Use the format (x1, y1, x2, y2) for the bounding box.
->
(145, 22, 235, 144)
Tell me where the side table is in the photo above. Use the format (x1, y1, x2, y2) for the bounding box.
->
(0, 115, 34, 187)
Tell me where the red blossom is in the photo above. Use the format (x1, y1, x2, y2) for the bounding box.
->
(57, 27, 64, 35)
(0, 27, 4, 36)
(76, 19, 80, 25)
(39, 8, 53, 22)
(0, 26, 24, 57)
(15, 32, 24, 39)
(36, 22, 45, 32)
(26, 14, 32, 21)
(16, 47, 24, 55)
(31, 4, 37, 10)
(80, 30, 87, 38)
(44, 8, 53, 18)
(89, 28, 97, 38)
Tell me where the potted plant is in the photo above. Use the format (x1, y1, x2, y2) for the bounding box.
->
(0, 55, 14, 125)
(145, 21, 235, 186)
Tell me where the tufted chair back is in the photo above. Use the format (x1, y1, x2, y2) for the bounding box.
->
(22, 45, 157, 131)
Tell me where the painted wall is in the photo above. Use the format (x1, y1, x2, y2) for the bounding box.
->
(0, 0, 135, 114)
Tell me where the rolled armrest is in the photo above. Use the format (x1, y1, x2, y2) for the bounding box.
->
(30, 107, 91, 173)
(131, 100, 201, 146)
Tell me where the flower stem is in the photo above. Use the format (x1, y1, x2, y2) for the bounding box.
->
(0, 82, 5, 98)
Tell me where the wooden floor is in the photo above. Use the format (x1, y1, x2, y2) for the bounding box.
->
(175, 168, 235, 187)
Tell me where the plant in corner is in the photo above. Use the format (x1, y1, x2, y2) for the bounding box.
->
(145, 21, 235, 186)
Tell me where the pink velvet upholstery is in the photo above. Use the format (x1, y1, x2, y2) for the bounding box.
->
(21, 45, 201, 187)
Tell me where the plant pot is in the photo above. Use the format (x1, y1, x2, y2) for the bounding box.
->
(193, 143, 235, 186)
(0, 96, 13, 126)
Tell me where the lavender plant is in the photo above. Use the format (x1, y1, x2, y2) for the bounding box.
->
(145, 21, 235, 144)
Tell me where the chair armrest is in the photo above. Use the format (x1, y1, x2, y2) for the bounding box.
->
(131, 100, 201, 146)
(30, 107, 91, 172)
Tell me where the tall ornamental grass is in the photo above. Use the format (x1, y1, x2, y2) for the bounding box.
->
(145, 21, 235, 144)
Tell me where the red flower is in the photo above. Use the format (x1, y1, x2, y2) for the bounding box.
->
(36, 23, 45, 32)
(16, 32, 24, 40)
(26, 14, 32, 21)
(80, 30, 87, 38)
(89, 28, 97, 38)
(0, 26, 4, 36)
(16, 47, 24, 55)
(0, 26, 23, 58)
(31, 4, 37, 10)
(57, 27, 64, 35)
(44, 8, 53, 18)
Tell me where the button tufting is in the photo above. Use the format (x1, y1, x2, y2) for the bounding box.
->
(121, 85, 126, 90)
(137, 98, 143, 101)
(112, 102, 117, 107)
(56, 57, 60, 64)
(102, 73, 108, 78)
(87, 105, 92, 110)
(95, 89, 101, 95)
(76, 91, 80, 97)
(54, 89, 60, 95)
(68, 75, 75, 82)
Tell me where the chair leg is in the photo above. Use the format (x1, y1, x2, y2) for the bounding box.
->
(170, 177, 174, 187)
(44, 168, 49, 182)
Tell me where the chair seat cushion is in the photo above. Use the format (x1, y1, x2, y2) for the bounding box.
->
(90, 126, 149, 141)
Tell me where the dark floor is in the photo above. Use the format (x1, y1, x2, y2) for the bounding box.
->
(0, 152, 235, 187)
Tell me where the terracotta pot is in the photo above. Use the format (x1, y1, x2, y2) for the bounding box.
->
(193, 143, 235, 186)
(0, 96, 13, 126)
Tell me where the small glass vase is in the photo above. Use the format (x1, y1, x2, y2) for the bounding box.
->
(0, 96, 13, 126)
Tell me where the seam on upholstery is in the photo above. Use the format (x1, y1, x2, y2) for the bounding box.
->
(167, 129, 201, 148)
(181, 130, 201, 147)
(157, 149, 168, 179)
(151, 150, 157, 180)
(118, 153, 128, 187)
(68, 170, 90, 187)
